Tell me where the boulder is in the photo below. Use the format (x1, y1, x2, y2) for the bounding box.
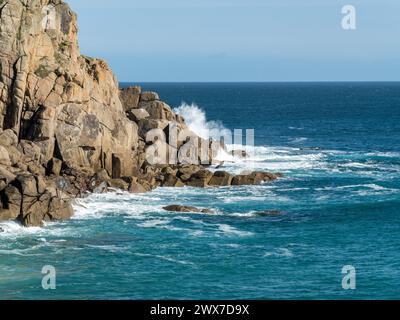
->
(0, 130, 18, 147)
(107, 179, 129, 191)
(163, 205, 215, 214)
(140, 91, 159, 102)
(0, 186, 22, 221)
(19, 141, 42, 163)
(0, 208, 20, 221)
(27, 162, 46, 176)
(0, 146, 11, 166)
(209, 171, 233, 186)
(128, 108, 150, 122)
(140, 101, 176, 121)
(138, 119, 169, 138)
(36, 175, 47, 194)
(176, 165, 202, 182)
(119, 86, 141, 111)
(47, 197, 74, 221)
(1, 145, 22, 166)
(15, 174, 38, 197)
(21, 193, 51, 227)
(162, 174, 185, 187)
(129, 180, 148, 193)
(186, 170, 213, 188)
(0, 166, 17, 185)
(231, 171, 281, 186)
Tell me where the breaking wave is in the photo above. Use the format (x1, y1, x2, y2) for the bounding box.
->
(173, 103, 231, 140)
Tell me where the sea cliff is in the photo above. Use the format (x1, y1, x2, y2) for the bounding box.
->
(0, 0, 280, 227)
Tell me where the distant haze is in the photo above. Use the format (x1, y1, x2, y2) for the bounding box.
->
(68, 0, 400, 82)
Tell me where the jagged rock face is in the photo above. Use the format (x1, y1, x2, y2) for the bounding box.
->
(0, 0, 138, 176)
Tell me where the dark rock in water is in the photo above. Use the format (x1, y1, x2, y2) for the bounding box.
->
(163, 205, 215, 214)
(209, 171, 233, 186)
(129, 180, 149, 193)
(231, 171, 281, 186)
(254, 210, 283, 217)
(177, 165, 202, 182)
(0, 227, 4, 233)
(162, 174, 185, 188)
(186, 170, 214, 188)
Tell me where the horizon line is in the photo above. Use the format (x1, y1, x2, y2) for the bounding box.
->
(119, 80, 400, 84)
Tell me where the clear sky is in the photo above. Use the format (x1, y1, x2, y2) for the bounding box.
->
(67, 0, 400, 82)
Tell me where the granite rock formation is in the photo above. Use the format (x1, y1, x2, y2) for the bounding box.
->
(0, 0, 281, 227)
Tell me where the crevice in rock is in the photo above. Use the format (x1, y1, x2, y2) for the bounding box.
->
(53, 137, 63, 161)
(3, 58, 20, 131)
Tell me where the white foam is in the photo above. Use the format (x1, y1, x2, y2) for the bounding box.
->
(339, 162, 376, 169)
(217, 224, 254, 237)
(85, 244, 127, 253)
(72, 193, 164, 220)
(316, 184, 390, 191)
(289, 137, 308, 144)
(137, 219, 171, 228)
(365, 151, 400, 158)
(264, 248, 294, 258)
(0, 221, 72, 240)
(134, 252, 194, 265)
(215, 144, 327, 173)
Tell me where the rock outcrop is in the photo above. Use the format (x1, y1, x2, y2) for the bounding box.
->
(163, 205, 215, 214)
(0, 0, 282, 227)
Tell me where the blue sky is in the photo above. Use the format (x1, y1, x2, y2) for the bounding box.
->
(68, 0, 400, 82)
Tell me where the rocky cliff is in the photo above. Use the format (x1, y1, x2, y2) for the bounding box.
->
(0, 0, 280, 227)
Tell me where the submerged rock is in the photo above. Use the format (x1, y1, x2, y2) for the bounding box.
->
(163, 205, 215, 214)
(254, 210, 283, 217)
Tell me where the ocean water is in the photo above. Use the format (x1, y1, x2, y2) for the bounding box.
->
(1, 82, 400, 300)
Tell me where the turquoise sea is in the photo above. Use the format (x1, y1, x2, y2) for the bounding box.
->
(1, 82, 400, 299)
